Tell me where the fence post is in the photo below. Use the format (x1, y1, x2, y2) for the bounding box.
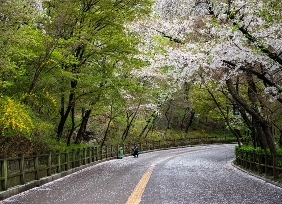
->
(19, 154, 25, 185)
(258, 151, 263, 174)
(100, 146, 103, 160)
(245, 151, 247, 168)
(65, 150, 69, 171)
(237, 150, 240, 165)
(95, 146, 99, 160)
(71, 149, 75, 168)
(251, 152, 255, 171)
(250, 152, 253, 170)
(239, 150, 242, 165)
(83, 148, 86, 165)
(1, 156, 8, 191)
(100, 146, 104, 160)
(34, 154, 39, 180)
(247, 152, 249, 169)
(255, 152, 258, 172)
(87, 147, 90, 163)
(265, 153, 268, 176)
(87, 148, 90, 163)
(235, 150, 239, 165)
(242, 151, 245, 167)
(117, 145, 120, 158)
(105, 146, 108, 159)
(95, 146, 98, 161)
(273, 154, 278, 180)
(88, 147, 91, 163)
(47, 151, 52, 176)
(91, 147, 95, 162)
(93, 147, 96, 161)
(77, 148, 81, 166)
(241, 150, 244, 166)
(57, 151, 61, 173)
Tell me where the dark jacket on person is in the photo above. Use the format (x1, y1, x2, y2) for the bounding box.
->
(133, 146, 139, 157)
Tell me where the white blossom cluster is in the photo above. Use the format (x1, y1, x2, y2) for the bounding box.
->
(128, 0, 282, 99)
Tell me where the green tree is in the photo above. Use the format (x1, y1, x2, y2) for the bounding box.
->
(42, 0, 152, 144)
(0, 0, 55, 137)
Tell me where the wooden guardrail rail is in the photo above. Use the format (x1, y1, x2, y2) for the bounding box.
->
(235, 149, 282, 181)
(0, 136, 235, 192)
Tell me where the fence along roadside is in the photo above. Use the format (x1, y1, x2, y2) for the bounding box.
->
(0, 136, 234, 198)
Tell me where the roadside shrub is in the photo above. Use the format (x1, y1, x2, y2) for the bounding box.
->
(0, 97, 34, 136)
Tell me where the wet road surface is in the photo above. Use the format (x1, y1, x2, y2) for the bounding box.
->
(1, 144, 282, 204)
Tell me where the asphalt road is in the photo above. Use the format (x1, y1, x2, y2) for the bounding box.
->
(1, 144, 282, 204)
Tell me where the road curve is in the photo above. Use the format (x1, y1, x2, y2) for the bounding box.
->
(1, 144, 281, 204)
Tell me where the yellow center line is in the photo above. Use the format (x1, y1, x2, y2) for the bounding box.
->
(126, 156, 174, 204)
(126, 147, 217, 204)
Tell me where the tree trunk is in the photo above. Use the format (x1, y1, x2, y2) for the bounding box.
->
(66, 104, 75, 146)
(122, 101, 141, 142)
(138, 112, 156, 138)
(56, 80, 77, 141)
(164, 99, 172, 130)
(75, 109, 92, 144)
(185, 109, 195, 133)
(226, 78, 276, 155)
(144, 116, 157, 138)
(201, 75, 242, 146)
(100, 105, 114, 147)
(122, 111, 137, 142)
(255, 125, 268, 149)
(100, 117, 112, 147)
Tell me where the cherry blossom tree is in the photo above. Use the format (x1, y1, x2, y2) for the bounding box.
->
(130, 0, 282, 154)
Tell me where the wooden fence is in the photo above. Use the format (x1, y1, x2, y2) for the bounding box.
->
(0, 136, 235, 192)
(235, 149, 282, 181)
